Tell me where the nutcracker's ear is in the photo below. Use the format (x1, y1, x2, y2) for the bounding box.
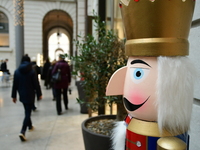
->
(106, 66, 127, 96)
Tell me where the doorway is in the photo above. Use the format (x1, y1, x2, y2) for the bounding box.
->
(43, 10, 73, 63)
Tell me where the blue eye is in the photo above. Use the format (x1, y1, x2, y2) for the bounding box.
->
(130, 68, 150, 84)
(134, 68, 144, 80)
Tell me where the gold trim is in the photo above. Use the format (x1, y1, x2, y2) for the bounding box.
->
(127, 118, 182, 137)
(157, 137, 186, 150)
(125, 38, 189, 56)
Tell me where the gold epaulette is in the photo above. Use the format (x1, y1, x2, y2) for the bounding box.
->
(157, 137, 186, 150)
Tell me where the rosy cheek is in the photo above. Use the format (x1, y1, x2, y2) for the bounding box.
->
(128, 91, 145, 105)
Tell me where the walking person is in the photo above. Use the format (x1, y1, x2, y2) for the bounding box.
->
(52, 54, 71, 115)
(31, 56, 41, 111)
(42, 58, 51, 89)
(47, 59, 57, 100)
(0, 58, 9, 74)
(0, 59, 4, 81)
(11, 54, 42, 141)
(0, 59, 4, 71)
(0, 58, 10, 82)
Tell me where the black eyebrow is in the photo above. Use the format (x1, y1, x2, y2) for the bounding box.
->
(131, 59, 151, 67)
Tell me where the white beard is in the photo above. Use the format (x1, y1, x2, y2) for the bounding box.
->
(157, 56, 196, 134)
(111, 121, 126, 150)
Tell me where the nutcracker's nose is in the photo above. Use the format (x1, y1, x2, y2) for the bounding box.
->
(106, 66, 127, 96)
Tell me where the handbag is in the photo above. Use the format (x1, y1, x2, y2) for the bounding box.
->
(51, 69, 61, 83)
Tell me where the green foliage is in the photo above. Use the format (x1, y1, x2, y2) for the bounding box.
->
(71, 14, 127, 113)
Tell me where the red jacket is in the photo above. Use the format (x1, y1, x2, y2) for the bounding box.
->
(52, 60, 71, 89)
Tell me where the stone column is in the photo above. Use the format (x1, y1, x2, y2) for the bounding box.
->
(110, 0, 114, 30)
(14, 0, 24, 68)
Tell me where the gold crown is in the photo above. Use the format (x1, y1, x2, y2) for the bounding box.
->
(120, 0, 195, 56)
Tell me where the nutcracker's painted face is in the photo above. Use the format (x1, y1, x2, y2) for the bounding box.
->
(106, 56, 195, 134)
(123, 57, 158, 121)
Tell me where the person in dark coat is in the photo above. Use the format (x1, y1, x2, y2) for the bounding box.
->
(11, 54, 42, 142)
(31, 57, 41, 111)
(47, 59, 57, 100)
(0, 58, 9, 73)
(42, 58, 51, 89)
(0, 58, 10, 81)
(52, 54, 71, 115)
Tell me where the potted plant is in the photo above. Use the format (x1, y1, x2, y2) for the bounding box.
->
(75, 78, 88, 114)
(70, 14, 127, 150)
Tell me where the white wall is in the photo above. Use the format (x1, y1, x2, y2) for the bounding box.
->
(188, 1, 200, 150)
(189, 0, 200, 99)
(24, 0, 77, 60)
(87, 0, 98, 16)
(0, 0, 86, 74)
(77, 0, 85, 36)
(190, 104, 200, 150)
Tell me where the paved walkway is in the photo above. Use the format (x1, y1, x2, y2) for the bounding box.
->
(0, 78, 88, 150)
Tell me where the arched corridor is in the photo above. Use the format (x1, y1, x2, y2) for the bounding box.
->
(43, 10, 73, 62)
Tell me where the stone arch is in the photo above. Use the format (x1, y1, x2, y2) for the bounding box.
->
(54, 48, 64, 60)
(48, 27, 70, 61)
(0, 6, 14, 51)
(42, 9, 73, 61)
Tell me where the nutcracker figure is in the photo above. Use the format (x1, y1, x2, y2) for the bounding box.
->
(106, 0, 196, 150)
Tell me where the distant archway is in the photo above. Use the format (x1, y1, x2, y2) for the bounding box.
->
(54, 48, 64, 60)
(48, 29, 70, 61)
(42, 10, 73, 62)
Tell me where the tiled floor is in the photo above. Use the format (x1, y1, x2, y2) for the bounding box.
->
(0, 78, 88, 150)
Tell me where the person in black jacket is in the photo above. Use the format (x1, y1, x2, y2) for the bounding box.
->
(11, 54, 42, 142)
(0, 58, 10, 81)
(47, 59, 57, 100)
(31, 57, 41, 111)
(42, 58, 51, 89)
(0, 58, 9, 73)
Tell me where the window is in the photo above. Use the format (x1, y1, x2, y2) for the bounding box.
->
(0, 11, 9, 47)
